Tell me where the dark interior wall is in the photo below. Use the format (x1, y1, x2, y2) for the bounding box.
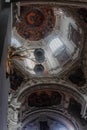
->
(0, 0, 10, 9)
(0, 3, 11, 129)
(0, 1, 10, 63)
(10, 0, 87, 2)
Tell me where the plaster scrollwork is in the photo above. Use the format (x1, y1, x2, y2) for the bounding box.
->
(8, 107, 19, 130)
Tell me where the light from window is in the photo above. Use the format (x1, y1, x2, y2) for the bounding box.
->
(11, 37, 21, 47)
(49, 37, 63, 54)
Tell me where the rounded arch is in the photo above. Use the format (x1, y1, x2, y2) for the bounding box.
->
(17, 83, 85, 106)
(21, 108, 79, 130)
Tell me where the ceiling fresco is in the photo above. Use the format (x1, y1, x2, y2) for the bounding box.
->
(28, 90, 61, 107)
(16, 6, 55, 41)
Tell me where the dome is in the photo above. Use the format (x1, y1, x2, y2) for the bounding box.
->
(11, 5, 84, 77)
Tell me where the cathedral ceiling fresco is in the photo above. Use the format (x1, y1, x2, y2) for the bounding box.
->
(7, 1, 87, 130)
(16, 6, 55, 41)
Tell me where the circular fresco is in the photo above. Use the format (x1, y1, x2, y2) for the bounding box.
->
(16, 6, 55, 41)
(26, 9, 44, 28)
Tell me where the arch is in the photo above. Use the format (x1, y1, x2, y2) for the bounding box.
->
(17, 83, 85, 107)
(21, 109, 79, 130)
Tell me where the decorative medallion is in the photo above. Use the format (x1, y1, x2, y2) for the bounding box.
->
(16, 6, 55, 41)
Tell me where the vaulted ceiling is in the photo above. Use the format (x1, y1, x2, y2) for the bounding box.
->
(7, 1, 87, 130)
(10, 5, 83, 76)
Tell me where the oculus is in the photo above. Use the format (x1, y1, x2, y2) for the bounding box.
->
(34, 64, 44, 76)
(34, 48, 45, 63)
